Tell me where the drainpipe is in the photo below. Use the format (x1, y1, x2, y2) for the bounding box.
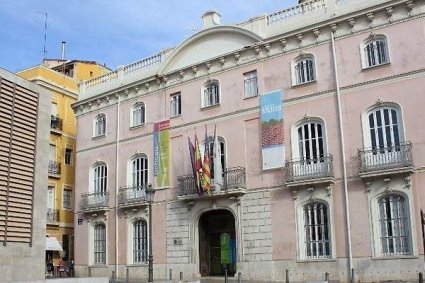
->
(330, 31, 353, 280)
(114, 93, 121, 278)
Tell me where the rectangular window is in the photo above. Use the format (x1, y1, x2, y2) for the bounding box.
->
(63, 187, 72, 209)
(170, 92, 182, 117)
(64, 148, 73, 165)
(244, 71, 258, 98)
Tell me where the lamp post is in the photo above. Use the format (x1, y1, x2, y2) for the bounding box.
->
(146, 184, 155, 282)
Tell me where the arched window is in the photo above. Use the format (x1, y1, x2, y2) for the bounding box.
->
(130, 155, 148, 188)
(94, 114, 106, 137)
(131, 102, 145, 127)
(133, 220, 148, 263)
(303, 201, 331, 258)
(92, 162, 107, 194)
(378, 194, 411, 255)
(293, 54, 316, 85)
(202, 80, 220, 108)
(297, 121, 325, 161)
(362, 35, 389, 68)
(205, 136, 226, 179)
(367, 107, 401, 151)
(94, 223, 106, 264)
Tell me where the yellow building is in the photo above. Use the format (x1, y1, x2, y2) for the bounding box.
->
(18, 60, 110, 264)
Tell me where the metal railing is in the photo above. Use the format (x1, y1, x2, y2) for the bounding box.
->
(118, 185, 147, 205)
(46, 209, 59, 224)
(48, 161, 61, 176)
(50, 115, 63, 131)
(285, 155, 334, 183)
(177, 166, 246, 197)
(80, 191, 109, 210)
(358, 142, 413, 173)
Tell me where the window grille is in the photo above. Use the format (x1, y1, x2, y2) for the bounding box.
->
(132, 156, 148, 187)
(297, 122, 324, 161)
(93, 164, 107, 194)
(378, 194, 411, 255)
(304, 202, 331, 258)
(170, 93, 181, 117)
(94, 224, 106, 264)
(95, 115, 106, 136)
(295, 58, 315, 84)
(63, 188, 72, 209)
(203, 82, 219, 107)
(132, 103, 145, 126)
(368, 108, 400, 152)
(133, 220, 148, 263)
(244, 71, 258, 98)
(365, 40, 388, 67)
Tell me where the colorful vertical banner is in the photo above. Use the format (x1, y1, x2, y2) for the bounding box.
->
(154, 120, 170, 188)
(260, 90, 285, 170)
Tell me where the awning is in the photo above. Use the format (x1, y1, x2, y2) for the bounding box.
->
(46, 237, 63, 251)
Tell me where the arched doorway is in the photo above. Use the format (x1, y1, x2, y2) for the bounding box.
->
(199, 209, 236, 277)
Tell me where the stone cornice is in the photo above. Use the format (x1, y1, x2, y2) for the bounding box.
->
(73, 0, 424, 117)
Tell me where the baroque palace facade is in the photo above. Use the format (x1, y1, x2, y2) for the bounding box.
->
(72, 0, 425, 281)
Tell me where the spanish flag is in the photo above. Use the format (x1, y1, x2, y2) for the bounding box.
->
(194, 133, 203, 193)
(202, 126, 211, 194)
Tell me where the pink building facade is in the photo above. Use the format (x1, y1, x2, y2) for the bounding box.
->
(73, 0, 425, 281)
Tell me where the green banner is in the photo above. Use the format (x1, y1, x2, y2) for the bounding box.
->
(154, 120, 170, 188)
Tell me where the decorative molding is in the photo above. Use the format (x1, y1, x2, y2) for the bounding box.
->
(404, 176, 412, 189)
(291, 190, 298, 200)
(365, 181, 372, 193)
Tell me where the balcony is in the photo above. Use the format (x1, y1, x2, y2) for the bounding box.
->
(358, 142, 414, 179)
(50, 115, 63, 133)
(118, 185, 147, 209)
(48, 161, 61, 178)
(285, 154, 334, 187)
(46, 209, 59, 225)
(177, 166, 246, 200)
(80, 191, 109, 213)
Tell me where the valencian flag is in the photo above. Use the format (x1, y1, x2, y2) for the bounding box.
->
(202, 126, 211, 194)
(194, 133, 203, 193)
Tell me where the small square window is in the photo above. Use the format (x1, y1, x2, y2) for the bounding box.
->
(170, 92, 181, 117)
(64, 148, 73, 165)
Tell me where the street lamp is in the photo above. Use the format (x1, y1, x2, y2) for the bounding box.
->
(146, 184, 155, 282)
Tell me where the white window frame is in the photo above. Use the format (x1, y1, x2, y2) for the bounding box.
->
(133, 219, 148, 263)
(90, 162, 108, 194)
(243, 70, 258, 98)
(367, 178, 417, 258)
(89, 221, 108, 265)
(291, 118, 328, 160)
(202, 136, 227, 181)
(295, 187, 335, 261)
(127, 214, 149, 265)
(93, 114, 106, 137)
(170, 92, 182, 117)
(201, 80, 220, 108)
(127, 154, 148, 187)
(360, 34, 390, 69)
(131, 102, 145, 128)
(62, 185, 73, 210)
(291, 54, 317, 86)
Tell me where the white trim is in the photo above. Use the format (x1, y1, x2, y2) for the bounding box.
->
(291, 52, 317, 86)
(89, 161, 108, 193)
(201, 79, 221, 108)
(93, 113, 106, 138)
(367, 177, 417, 258)
(360, 34, 391, 70)
(126, 153, 149, 187)
(88, 220, 108, 266)
(126, 212, 149, 265)
(294, 186, 336, 261)
(130, 102, 146, 128)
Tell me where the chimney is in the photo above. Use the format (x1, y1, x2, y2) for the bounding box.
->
(61, 41, 66, 60)
(202, 11, 221, 29)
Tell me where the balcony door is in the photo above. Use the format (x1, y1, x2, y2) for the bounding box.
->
(367, 107, 403, 167)
(130, 155, 148, 199)
(92, 163, 107, 206)
(296, 121, 326, 178)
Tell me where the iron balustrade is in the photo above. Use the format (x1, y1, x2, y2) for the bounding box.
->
(80, 191, 109, 210)
(48, 161, 61, 176)
(46, 209, 59, 224)
(358, 142, 413, 173)
(285, 155, 334, 183)
(177, 166, 246, 196)
(50, 115, 63, 131)
(118, 185, 147, 205)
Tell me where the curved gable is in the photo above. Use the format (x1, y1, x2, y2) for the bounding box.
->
(160, 26, 262, 74)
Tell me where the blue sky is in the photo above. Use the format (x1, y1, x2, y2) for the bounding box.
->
(0, 0, 296, 73)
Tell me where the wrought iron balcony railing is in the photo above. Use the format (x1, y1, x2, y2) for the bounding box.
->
(48, 161, 61, 176)
(50, 115, 63, 131)
(177, 166, 246, 197)
(118, 185, 147, 206)
(46, 209, 59, 224)
(80, 191, 109, 211)
(285, 155, 334, 183)
(358, 142, 413, 174)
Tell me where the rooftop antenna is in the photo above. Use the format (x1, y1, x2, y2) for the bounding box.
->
(37, 12, 48, 62)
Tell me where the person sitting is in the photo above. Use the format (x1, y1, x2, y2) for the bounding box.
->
(58, 260, 66, 277)
(46, 261, 54, 277)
